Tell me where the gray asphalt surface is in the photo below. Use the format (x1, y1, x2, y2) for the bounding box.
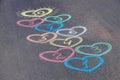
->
(0, 0, 120, 80)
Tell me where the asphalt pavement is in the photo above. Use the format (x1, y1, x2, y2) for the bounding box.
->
(0, 0, 120, 80)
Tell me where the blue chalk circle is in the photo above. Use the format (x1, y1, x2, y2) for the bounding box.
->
(64, 56, 104, 73)
(34, 22, 64, 32)
(44, 14, 72, 23)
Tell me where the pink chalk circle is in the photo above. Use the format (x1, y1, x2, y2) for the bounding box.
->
(39, 47, 75, 62)
(17, 18, 44, 28)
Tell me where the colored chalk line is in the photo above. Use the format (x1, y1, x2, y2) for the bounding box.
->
(16, 7, 113, 73)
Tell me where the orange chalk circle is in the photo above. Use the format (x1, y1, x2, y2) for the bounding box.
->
(26, 32, 58, 43)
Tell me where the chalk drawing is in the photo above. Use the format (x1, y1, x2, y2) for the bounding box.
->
(15, 6, 114, 77)
(75, 42, 112, 56)
(34, 22, 64, 32)
(50, 36, 83, 47)
(17, 18, 44, 28)
(44, 14, 72, 23)
(39, 47, 75, 62)
(26, 32, 57, 43)
(56, 26, 87, 37)
(21, 8, 53, 17)
(64, 56, 104, 72)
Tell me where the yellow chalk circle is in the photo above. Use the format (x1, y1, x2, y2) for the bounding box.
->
(21, 8, 53, 17)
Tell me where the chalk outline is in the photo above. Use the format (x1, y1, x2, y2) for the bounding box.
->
(21, 8, 53, 17)
(50, 36, 83, 47)
(75, 42, 112, 56)
(56, 26, 87, 37)
(34, 22, 64, 32)
(39, 47, 75, 62)
(26, 32, 58, 43)
(17, 18, 44, 28)
(44, 14, 72, 22)
(64, 56, 104, 72)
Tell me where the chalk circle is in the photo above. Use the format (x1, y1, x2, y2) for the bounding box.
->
(21, 8, 53, 17)
(49, 36, 83, 47)
(39, 47, 75, 62)
(44, 14, 72, 23)
(64, 56, 104, 72)
(26, 32, 58, 43)
(16, 18, 44, 28)
(75, 42, 112, 56)
(56, 26, 87, 37)
(34, 22, 64, 32)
